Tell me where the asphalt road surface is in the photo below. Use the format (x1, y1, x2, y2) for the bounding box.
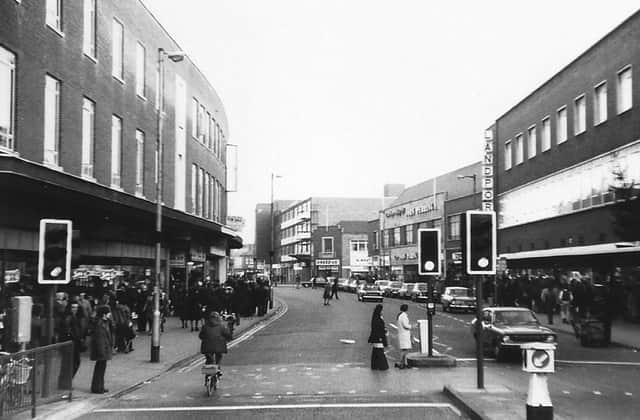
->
(79, 287, 639, 420)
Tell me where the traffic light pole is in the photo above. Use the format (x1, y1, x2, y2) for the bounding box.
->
(475, 274, 484, 389)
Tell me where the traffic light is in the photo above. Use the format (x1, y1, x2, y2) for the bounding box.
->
(464, 211, 496, 275)
(418, 228, 441, 275)
(38, 219, 72, 284)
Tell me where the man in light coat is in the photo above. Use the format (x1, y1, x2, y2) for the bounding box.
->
(395, 304, 412, 369)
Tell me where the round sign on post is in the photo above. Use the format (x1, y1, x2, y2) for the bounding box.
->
(532, 350, 551, 369)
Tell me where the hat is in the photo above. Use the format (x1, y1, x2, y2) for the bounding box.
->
(96, 306, 111, 317)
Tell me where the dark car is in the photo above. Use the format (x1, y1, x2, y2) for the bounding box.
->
(410, 283, 430, 302)
(301, 277, 328, 288)
(470, 307, 556, 361)
(441, 287, 476, 313)
(356, 284, 383, 302)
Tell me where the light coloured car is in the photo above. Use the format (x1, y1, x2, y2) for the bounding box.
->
(356, 284, 383, 302)
(397, 283, 415, 300)
(410, 283, 430, 302)
(337, 278, 350, 291)
(384, 281, 403, 298)
(374, 280, 391, 295)
(441, 287, 476, 313)
(470, 307, 557, 361)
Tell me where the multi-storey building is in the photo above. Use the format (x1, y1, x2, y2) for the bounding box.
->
(0, 0, 241, 297)
(491, 9, 640, 319)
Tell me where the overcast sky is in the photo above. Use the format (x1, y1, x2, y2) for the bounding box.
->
(143, 0, 639, 243)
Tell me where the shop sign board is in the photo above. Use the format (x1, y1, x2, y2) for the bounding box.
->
(191, 247, 206, 262)
(382, 195, 444, 229)
(170, 252, 186, 267)
(483, 128, 495, 211)
(316, 259, 340, 267)
(4, 269, 20, 283)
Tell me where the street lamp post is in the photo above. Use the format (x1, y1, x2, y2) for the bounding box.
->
(269, 173, 282, 283)
(152, 48, 185, 363)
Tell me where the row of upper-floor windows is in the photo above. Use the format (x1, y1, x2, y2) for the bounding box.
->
(190, 163, 224, 223)
(379, 220, 443, 248)
(7, 1, 223, 161)
(282, 201, 311, 223)
(281, 222, 311, 239)
(504, 65, 633, 170)
(280, 241, 310, 256)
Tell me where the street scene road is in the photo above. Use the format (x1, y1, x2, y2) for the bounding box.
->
(76, 287, 639, 420)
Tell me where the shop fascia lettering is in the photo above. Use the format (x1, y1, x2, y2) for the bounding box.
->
(385, 202, 437, 218)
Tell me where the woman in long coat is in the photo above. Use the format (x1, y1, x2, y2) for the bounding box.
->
(367, 304, 389, 370)
(395, 304, 412, 369)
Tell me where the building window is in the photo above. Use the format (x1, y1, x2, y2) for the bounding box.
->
(541, 117, 550, 152)
(351, 240, 367, 252)
(112, 19, 124, 80)
(81, 97, 95, 178)
(135, 130, 144, 195)
(527, 125, 536, 159)
(557, 106, 567, 144)
(197, 167, 204, 216)
(0, 47, 16, 151)
(322, 237, 334, 254)
(191, 164, 197, 213)
(210, 176, 215, 220)
(504, 140, 512, 170)
(617, 66, 632, 114)
(393, 227, 401, 246)
(447, 214, 461, 240)
(136, 42, 146, 97)
(574, 95, 586, 135)
(192, 98, 198, 138)
(382, 229, 389, 248)
(204, 173, 210, 219)
(83, 0, 96, 57)
(44, 75, 60, 166)
(514, 133, 523, 165)
(406, 225, 414, 244)
(110, 115, 122, 187)
(594, 81, 607, 125)
(373, 231, 379, 250)
(46, 0, 62, 32)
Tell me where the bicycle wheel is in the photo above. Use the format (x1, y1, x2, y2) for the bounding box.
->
(205, 375, 213, 396)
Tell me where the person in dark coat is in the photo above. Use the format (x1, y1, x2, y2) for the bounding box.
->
(331, 278, 339, 300)
(199, 312, 232, 368)
(62, 301, 87, 377)
(323, 281, 332, 306)
(367, 304, 389, 370)
(90, 306, 113, 393)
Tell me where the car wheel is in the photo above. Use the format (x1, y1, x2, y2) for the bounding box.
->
(493, 341, 504, 362)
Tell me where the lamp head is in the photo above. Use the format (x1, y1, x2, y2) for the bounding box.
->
(167, 52, 186, 62)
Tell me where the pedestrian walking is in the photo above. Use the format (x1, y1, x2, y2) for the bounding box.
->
(90, 306, 113, 394)
(323, 280, 332, 306)
(541, 286, 556, 325)
(559, 286, 573, 324)
(395, 304, 412, 369)
(330, 278, 339, 300)
(367, 304, 389, 370)
(295, 274, 301, 289)
(61, 300, 87, 378)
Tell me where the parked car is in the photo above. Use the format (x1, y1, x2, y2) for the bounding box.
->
(470, 307, 556, 361)
(410, 283, 430, 302)
(397, 283, 415, 300)
(374, 280, 391, 295)
(356, 284, 383, 302)
(441, 287, 476, 313)
(384, 281, 403, 298)
(301, 277, 328, 288)
(346, 279, 359, 293)
(337, 278, 351, 291)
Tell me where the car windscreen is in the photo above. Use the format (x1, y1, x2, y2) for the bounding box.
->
(451, 288, 472, 297)
(494, 311, 537, 324)
(363, 285, 379, 290)
(415, 283, 428, 290)
(390, 282, 402, 288)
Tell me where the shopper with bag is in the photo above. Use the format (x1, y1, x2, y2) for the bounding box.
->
(367, 304, 389, 370)
(395, 304, 412, 369)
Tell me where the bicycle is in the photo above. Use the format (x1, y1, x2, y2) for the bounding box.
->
(201, 364, 220, 396)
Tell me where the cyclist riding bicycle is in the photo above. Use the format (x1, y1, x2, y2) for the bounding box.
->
(199, 311, 232, 374)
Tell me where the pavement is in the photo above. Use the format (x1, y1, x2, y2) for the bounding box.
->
(12, 300, 285, 420)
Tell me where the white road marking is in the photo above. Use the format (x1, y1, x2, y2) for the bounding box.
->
(593, 391, 602, 396)
(348, 390, 356, 394)
(286, 392, 294, 395)
(223, 393, 231, 397)
(562, 390, 570, 395)
(318, 391, 326, 395)
(625, 392, 633, 396)
(557, 360, 640, 367)
(380, 390, 387, 393)
(95, 403, 461, 413)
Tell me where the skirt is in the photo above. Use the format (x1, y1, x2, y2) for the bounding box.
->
(371, 347, 389, 370)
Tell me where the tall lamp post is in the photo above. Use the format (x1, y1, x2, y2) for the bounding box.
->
(269, 173, 282, 284)
(152, 47, 185, 363)
(457, 174, 478, 209)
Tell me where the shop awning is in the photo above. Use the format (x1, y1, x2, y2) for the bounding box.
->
(501, 242, 640, 268)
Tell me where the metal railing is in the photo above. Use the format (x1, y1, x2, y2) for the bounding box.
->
(0, 341, 73, 419)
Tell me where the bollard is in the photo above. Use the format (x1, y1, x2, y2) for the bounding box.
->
(521, 342, 555, 420)
(417, 319, 429, 354)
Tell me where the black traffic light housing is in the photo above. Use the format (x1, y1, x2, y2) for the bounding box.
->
(418, 228, 441, 275)
(38, 219, 72, 284)
(462, 211, 496, 275)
